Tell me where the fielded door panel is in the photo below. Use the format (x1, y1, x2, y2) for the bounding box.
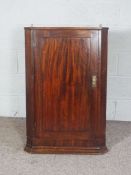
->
(32, 30, 101, 147)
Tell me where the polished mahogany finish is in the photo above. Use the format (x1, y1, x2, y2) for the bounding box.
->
(25, 27, 108, 154)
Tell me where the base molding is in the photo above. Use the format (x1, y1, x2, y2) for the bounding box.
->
(25, 145, 108, 154)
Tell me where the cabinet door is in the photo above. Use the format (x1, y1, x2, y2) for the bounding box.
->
(33, 29, 102, 147)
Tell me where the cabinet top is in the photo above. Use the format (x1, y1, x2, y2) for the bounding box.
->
(24, 27, 109, 30)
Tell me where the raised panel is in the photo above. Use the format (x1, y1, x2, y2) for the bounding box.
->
(41, 37, 91, 132)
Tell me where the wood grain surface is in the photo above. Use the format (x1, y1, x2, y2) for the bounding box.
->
(25, 27, 108, 154)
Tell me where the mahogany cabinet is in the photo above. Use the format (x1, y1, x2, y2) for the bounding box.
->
(24, 27, 108, 154)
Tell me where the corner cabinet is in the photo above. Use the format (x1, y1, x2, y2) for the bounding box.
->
(24, 27, 108, 154)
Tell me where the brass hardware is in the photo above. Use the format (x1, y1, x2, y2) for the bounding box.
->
(92, 75, 97, 87)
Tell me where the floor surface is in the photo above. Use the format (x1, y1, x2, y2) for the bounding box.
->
(0, 117, 131, 175)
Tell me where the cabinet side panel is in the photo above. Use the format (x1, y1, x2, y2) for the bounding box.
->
(89, 29, 108, 146)
(89, 31, 104, 144)
(25, 29, 35, 140)
(100, 29, 108, 141)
